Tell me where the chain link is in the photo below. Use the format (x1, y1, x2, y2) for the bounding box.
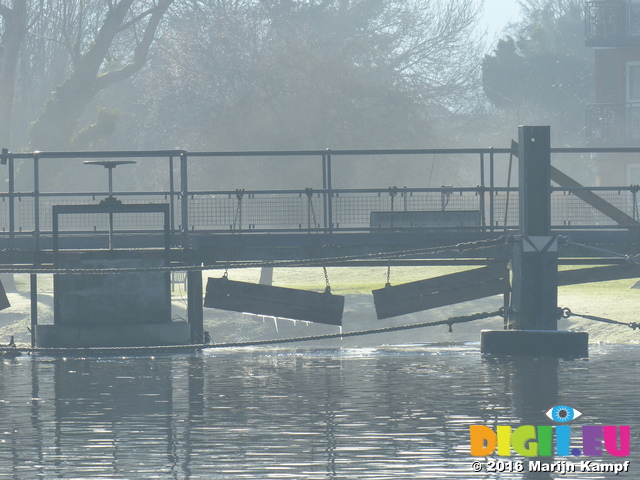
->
(386, 259, 392, 287)
(559, 307, 640, 330)
(17, 309, 503, 353)
(232, 189, 244, 231)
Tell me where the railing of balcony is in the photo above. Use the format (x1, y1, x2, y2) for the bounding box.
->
(585, 1, 640, 44)
(586, 102, 640, 142)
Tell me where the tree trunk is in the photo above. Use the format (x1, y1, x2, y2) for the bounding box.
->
(0, 0, 27, 148)
(29, 0, 172, 150)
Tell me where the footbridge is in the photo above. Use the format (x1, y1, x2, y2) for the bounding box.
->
(1, 127, 639, 350)
(1, 145, 639, 265)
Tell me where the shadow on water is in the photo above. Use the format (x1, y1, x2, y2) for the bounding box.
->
(0, 345, 636, 479)
(482, 355, 559, 480)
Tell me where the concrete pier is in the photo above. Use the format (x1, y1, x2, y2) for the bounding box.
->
(481, 126, 589, 357)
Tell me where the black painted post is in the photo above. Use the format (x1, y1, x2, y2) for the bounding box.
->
(8, 155, 14, 249)
(187, 270, 203, 343)
(30, 274, 37, 347)
(180, 152, 189, 249)
(511, 126, 558, 330)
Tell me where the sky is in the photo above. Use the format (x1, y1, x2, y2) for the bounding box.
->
(481, 0, 523, 38)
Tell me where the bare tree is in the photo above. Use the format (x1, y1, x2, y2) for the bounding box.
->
(0, 0, 28, 147)
(29, 0, 174, 150)
(135, 0, 485, 152)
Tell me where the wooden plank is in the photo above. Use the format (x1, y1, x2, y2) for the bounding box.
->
(558, 265, 640, 286)
(0, 280, 9, 311)
(372, 265, 509, 320)
(204, 277, 344, 326)
(372, 265, 507, 303)
(550, 166, 638, 226)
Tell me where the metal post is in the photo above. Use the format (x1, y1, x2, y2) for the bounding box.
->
(30, 274, 37, 347)
(326, 150, 333, 233)
(33, 155, 40, 255)
(169, 156, 175, 234)
(180, 153, 189, 248)
(481, 126, 588, 357)
(8, 156, 14, 248)
(489, 149, 495, 231)
(512, 126, 557, 330)
(322, 154, 328, 231)
(108, 165, 114, 250)
(479, 153, 486, 228)
(187, 270, 203, 343)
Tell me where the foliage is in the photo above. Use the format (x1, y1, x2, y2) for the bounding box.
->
(482, 0, 592, 145)
(134, 0, 485, 151)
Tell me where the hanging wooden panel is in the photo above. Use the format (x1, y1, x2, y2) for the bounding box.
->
(373, 264, 509, 320)
(204, 277, 344, 326)
(558, 264, 640, 286)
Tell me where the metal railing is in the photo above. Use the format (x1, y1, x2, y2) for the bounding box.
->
(585, 0, 640, 45)
(0, 147, 639, 251)
(586, 102, 640, 142)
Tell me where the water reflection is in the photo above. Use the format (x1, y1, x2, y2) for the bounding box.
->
(0, 345, 636, 479)
(483, 356, 559, 479)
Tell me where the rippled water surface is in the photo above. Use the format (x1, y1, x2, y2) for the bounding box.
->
(0, 343, 638, 479)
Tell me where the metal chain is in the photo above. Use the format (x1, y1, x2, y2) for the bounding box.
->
(389, 186, 397, 212)
(305, 188, 320, 230)
(560, 236, 640, 264)
(385, 259, 391, 287)
(560, 307, 640, 330)
(232, 189, 244, 231)
(389, 186, 397, 229)
(306, 188, 330, 291)
(17, 310, 503, 353)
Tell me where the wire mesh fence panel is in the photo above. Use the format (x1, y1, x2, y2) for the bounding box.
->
(492, 192, 520, 228)
(188, 194, 314, 230)
(0, 196, 9, 233)
(492, 190, 636, 229)
(333, 191, 482, 229)
(551, 191, 634, 226)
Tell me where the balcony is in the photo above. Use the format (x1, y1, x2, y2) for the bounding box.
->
(586, 102, 640, 143)
(585, 1, 640, 47)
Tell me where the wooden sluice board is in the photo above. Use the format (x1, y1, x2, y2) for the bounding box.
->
(558, 264, 640, 286)
(373, 264, 509, 320)
(204, 277, 344, 326)
(0, 280, 9, 311)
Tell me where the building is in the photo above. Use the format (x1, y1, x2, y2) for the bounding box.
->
(585, 0, 640, 185)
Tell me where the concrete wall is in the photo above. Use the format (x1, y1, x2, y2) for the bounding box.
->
(54, 258, 171, 325)
(36, 323, 191, 348)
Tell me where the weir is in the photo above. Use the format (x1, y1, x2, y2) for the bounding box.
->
(0, 126, 637, 351)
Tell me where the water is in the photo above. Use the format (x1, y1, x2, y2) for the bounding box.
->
(0, 344, 638, 479)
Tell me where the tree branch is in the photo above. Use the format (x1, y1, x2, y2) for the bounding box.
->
(95, 0, 173, 90)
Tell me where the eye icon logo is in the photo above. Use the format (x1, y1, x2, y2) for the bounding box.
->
(546, 405, 582, 423)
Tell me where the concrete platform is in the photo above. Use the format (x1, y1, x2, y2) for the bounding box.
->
(35, 322, 191, 348)
(481, 330, 589, 358)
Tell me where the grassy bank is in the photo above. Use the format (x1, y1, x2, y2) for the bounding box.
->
(0, 266, 638, 347)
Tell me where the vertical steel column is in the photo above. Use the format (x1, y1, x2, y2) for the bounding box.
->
(326, 150, 333, 233)
(32, 154, 41, 347)
(169, 156, 175, 234)
(489, 148, 495, 231)
(180, 152, 189, 248)
(511, 126, 558, 330)
(479, 153, 486, 228)
(8, 155, 14, 248)
(187, 270, 203, 343)
(322, 154, 328, 231)
(33, 155, 40, 255)
(30, 274, 37, 347)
